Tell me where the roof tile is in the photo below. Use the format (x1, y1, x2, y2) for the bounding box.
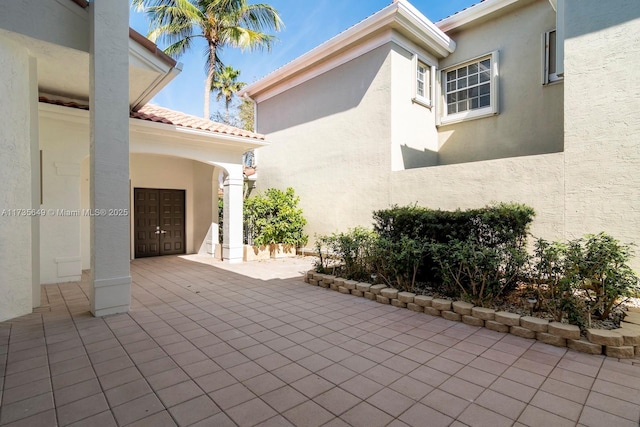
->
(39, 97, 264, 141)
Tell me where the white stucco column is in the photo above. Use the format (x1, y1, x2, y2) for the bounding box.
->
(0, 35, 37, 321)
(29, 56, 41, 308)
(223, 171, 244, 263)
(89, 0, 131, 316)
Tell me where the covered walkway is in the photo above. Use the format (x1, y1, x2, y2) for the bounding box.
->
(1, 256, 639, 426)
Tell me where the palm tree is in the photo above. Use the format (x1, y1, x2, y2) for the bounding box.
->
(212, 65, 245, 123)
(132, 0, 283, 119)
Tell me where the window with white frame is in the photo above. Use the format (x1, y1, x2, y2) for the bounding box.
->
(441, 51, 499, 124)
(415, 60, 431, 105)
(543, 29, 562, 84)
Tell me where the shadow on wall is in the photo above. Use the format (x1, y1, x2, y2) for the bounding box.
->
(258, 45, 390, 134)
(401, 144, 438, 169)
(565, 0, 640, 39)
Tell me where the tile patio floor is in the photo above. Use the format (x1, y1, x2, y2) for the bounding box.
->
(1, 256, 640, 427)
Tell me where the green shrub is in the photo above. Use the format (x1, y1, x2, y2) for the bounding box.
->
(565, 233, 638, 322)
(529, 233, 639, 326)
(314, 227, 377, 281)
(431, 236, 529, 306)
(372, 235, 430, 292)
(529, 239, 584, 325)
(244, 187, 308, 247)
(373, 202, 535, 289)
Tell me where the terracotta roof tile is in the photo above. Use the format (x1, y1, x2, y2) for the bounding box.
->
(38, 97, 264, 141)
(133, 104, 264, 140)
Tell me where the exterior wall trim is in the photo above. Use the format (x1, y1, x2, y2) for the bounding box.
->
(38, 102, 268, 150)
(249, 30, 394, 103)
(242, 0, 454, 102)
(437, 0, 521, 32)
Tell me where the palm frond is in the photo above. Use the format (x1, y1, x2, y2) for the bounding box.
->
(164, 36, 196, 58)
(220, 26, 274, 51)
(242, 4, 284, 33)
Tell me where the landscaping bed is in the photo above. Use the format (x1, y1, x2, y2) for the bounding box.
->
(312, 203, 640, 359)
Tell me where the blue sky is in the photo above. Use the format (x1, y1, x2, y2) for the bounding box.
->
(129, 0, 478, 118)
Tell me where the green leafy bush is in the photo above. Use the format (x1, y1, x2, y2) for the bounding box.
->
(314, 227, 377, 281)
(529, 233, 639, 326)
(372, 235, 431, 292)
(431, 236, 530, 306)
(244, 187, 308, 247)
(529, 239, 583, 325)
(565, 233, 638, 322)
(373, 202, 535, 290)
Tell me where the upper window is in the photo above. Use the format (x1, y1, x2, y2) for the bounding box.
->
(543, 30, 562, 85)
(413, 57, 432, 107)
(441, 51, 499, 124)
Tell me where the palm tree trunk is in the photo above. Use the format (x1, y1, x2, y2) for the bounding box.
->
(204, 42, 217, 119)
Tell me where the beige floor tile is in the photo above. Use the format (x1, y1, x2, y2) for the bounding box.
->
(340, 401, 394, 427)
(339, 375, 385, 399)
(209, 382, 256, 410)
(156, 380, 204, 408)
(420, 389, 470, 418)
(0, 392, 54, 425)
(226, 397, 278, 427)
(168, 395, 222, 426)
(366, 387, 414, 417)
(398, 402, 454, 427)
(578, 405, 640, 427)
(314, 387, 361, 416)
(3, 258, 640, 427)
(585, 391, 640, 421)
(262, 385, 308, 412)
(458, 403, 513, 427)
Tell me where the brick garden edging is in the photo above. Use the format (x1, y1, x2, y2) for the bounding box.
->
(306, 272, 640, 359)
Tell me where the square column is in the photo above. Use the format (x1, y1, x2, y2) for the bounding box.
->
(223, 174, 244, 263)
(89, 0, 131, 316)
(0, 35, 37, 321)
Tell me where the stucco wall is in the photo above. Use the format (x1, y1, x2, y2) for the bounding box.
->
(0, 36, 36, 321)
(437, 0, 563, 165)
(389, 42, 439, 170)
(0, 0, 89, 52)
(256, 44, 395, 239)
(391, 152, 565, 241)
(563, 0, 640, 268)
(40, 113, 87, 284)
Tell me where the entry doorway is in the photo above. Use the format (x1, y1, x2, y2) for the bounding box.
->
(134, 188, 186, 258)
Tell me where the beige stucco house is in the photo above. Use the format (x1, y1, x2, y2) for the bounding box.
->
(241, 0, 640, 267)
(0, 0, 266, 322)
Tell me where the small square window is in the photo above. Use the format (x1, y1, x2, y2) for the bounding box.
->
(440, 51, 499, 125)
(414, 58, 432, 107)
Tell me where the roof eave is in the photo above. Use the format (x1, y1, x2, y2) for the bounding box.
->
(241, 0, 454, 99)
(395, 0, 456, 57)
(131, 118, 270, 151)
(38, 101, 267, 149)
(129, 28, 177, 68)
(436, 0, 521, 32)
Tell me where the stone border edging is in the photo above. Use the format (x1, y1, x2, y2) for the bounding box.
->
(305, 272, 640, 359)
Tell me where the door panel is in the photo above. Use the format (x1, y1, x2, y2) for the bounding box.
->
(159, 189, 185, 255)
(134, 188, 186, 258)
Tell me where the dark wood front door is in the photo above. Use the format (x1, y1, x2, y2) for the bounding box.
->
(134, 188, 185, 258)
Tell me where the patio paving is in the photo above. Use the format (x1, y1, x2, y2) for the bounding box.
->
(1, 255, 639, 427)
